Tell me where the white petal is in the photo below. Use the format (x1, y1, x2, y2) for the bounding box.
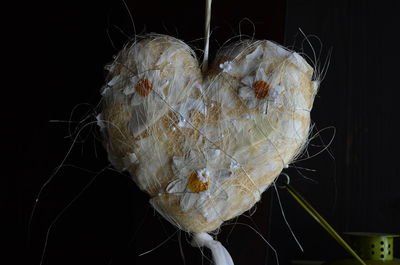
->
(194, 192, 210, 208)
(202, 211, 219, 222)
(201, 125, 222, 142)
(122, 152, 139, 170)
(214, 190, 228, 201)
(287, 52, 312, 74)
(255, 67, 267, 81)
(148, 69, 161, 80)
(245, 45, 263, 62)
(197, 189, 229, 222)
(123, 85, 135, 96)
(181, 193, 198, 211)
(273, 84, 285, 94)
(264, 72, 275, 83)
(173, 155, 200, 177)
(128, 152, 139, 164)
(177, 120, 188, 127)
(241, 76, 254, 87)
(266, 40, 292, 58)
(186, 98, 207, 114)
(104, 64, 112, 72)
(150, 87, 165, 101)
(158, 79, 169, 90)
(273, 98, 284, 108)
(100, 86, 110, 96)
(245, 98, 257, 109)
(206, 151, 226, 169)
(230, 160, 240, 169)
(239, 86, 255, 99)
(174, 98, 206, 128)
(172, 156, 186, 170)
(107, 75, 121, 87)
(215, 169, 232, 180)
(96, 113, 105, 129)
(270, 85, 284, 100)
(166, 179, 186, 193)
(129, 75, 140, 84)
(236, 45, 265, 76)
(206, 149, 221, 160)
(131, 93, 143, 106)
(188, 150, 203, 163)
(192, 82, 205, 97)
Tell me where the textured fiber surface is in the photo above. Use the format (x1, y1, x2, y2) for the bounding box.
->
(99, 35, 318, 233)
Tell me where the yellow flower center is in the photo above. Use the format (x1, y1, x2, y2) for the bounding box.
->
(135, 78, 153, 97)
(187, 171, 210, 193)
(253, 80, 271, 99)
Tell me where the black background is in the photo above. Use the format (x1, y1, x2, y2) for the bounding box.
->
(6, 0, 400, 265)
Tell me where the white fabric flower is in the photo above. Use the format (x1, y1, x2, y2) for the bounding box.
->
(166, 151, 231, 214)
(123, 70, 169, 106)
(239, 67, 284, 113)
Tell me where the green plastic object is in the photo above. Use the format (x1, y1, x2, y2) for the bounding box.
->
(345, 232, 399, 261)
(323, 233, 400, 265)
(324, 259, 400, 265)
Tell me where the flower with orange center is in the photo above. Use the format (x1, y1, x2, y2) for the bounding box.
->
(187, 169, 210, 193)
(166, 151, 232, 218)
(239, 68, 284, 113)
(135, 78, 153, 97)
(123, 70, 169, 106)
(253, 80, 271, 99)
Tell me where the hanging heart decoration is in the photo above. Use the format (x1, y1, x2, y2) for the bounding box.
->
(98, 34, 318, 233)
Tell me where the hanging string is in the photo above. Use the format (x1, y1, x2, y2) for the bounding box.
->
(195, 2, 234, 263)
(202, 0, 212, 72)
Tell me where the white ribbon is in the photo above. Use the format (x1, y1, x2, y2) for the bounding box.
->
(191, 233, 234, 265)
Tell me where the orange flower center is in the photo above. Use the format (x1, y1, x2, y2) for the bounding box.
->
(187, 171, 209, 193)
(253, 80, 271, 99)
(135, 78, 153, 97)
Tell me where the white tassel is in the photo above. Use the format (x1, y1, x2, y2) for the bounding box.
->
(191, 233, 234, 265)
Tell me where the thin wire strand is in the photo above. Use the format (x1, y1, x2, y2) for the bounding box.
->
(28, 120, 99, 239)
(138, 230, 178, 256)
(273, 181, 304, 252)
(222, 222, 280, 265)
(121, 0, 136, 41)
(39, 166, 109, 265)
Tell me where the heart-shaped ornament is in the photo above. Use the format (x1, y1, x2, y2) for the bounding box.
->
(99, 34, 318, 233)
